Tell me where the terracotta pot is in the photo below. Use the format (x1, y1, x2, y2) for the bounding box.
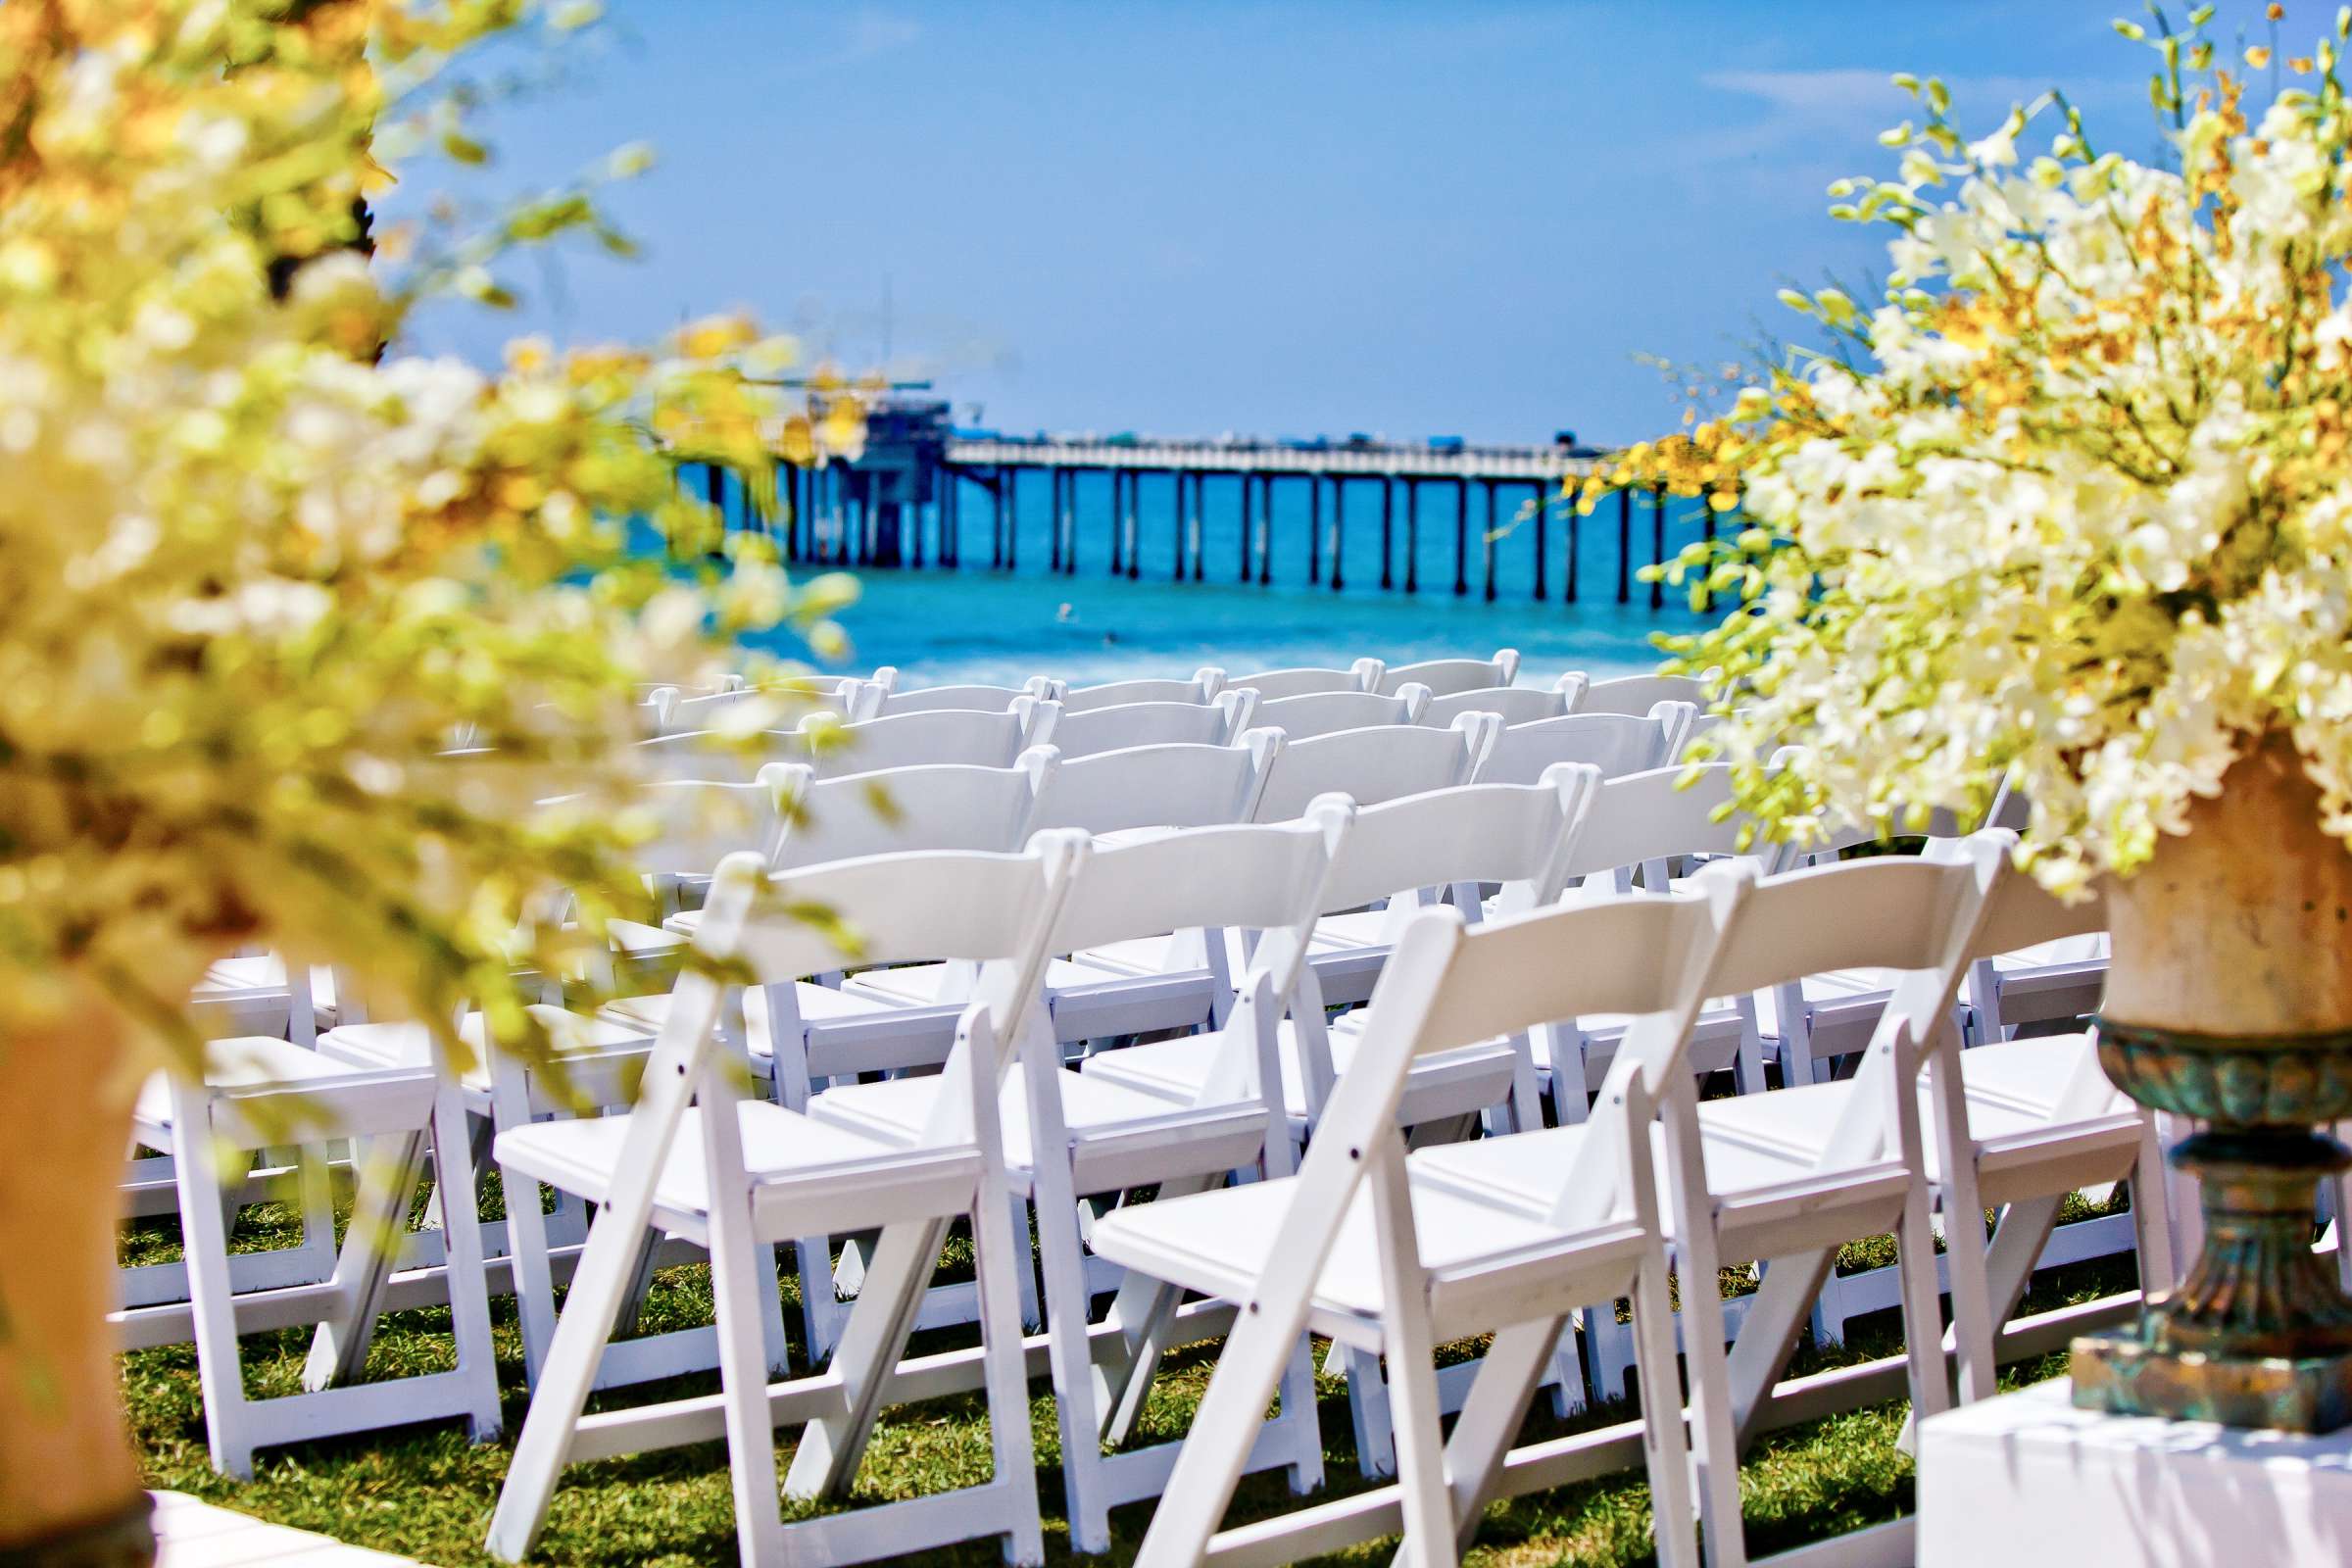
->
(0, 986, 152, 1556)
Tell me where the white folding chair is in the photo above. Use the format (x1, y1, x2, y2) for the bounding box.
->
(1415, 845, 2003, 1568)
(1253, 683, 1432, 739)
(118, 1032, 502, 1478)
(1376, 648, 1519, 698)
(1251, 711, 1494, 823)
(1909, 857, 2173, 1414)
(1573, 671, 1711, 716)
(1088, 873, 1746, 1568)
(485, 841, 1078, 1568)
(1048, 690, 1256, 758)
(808, 810, 1353, 1553)
(1226, 657, 1384, 699)
(1061, 666, 1225, 711)
(1419, 671, 1583, 728)
(1474, 704, 1694, 785)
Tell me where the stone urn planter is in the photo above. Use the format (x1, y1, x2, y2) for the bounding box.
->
(2074, 731, 2352, 1431)
(0, 986, 166, 1565)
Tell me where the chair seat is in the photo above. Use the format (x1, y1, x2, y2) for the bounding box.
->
(1956, 1031, 2109, 1113)
(1306, 907, 1397, 951)
(495, 1100, 983, 1237)
(1089, 1169, 1649, 1343)
(1410, 1090, 1911, 1250)
(602, 981, 900, 1055)
(1536, 1001, 1750, 1088)
(321, 1006, 647, 1091)
(191, 956, 335, 1034)
(844, 957, 1118, 1005)
(1081, 1017, 1515, 1128)
(135, 1036, 346, 1129)
(809, 1063, 1263, 1183)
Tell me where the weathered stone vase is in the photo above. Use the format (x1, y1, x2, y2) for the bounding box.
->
(0, 987, 159, 1565)
(2073, 731, 2352, 1431)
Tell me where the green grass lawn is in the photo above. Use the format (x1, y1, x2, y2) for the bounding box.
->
(122, 1173, 2137, 1567)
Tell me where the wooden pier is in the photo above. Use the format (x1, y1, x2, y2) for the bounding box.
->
(713, 407, 1720, 610)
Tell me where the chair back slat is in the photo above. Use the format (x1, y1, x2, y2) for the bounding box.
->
(1421, 684, 1569, 728)
(631, 779, 785, 875)
(1575, 672, 1710, 717)
(1251, 713, 1490, 821)
(1377, 649, 1518, 698)
(1026, 735, 1275, 833)
(1560, 762, 1761, 879)
(1060, 668, 1223, 712)
(1968, 855, 2102, 957)
(768, 760, 1040, 867)
(1308, 766, 1594, 913)
(736, 845, 1078, 979)
(1226, 658, 1383, 700)
(1046, 808, 1348, 956)
(1702, 853, 1987, 1000)
(1253, 685, 1432, 739)
(1049, 700, 1232, 759)
(1476, 709, 1684, 786)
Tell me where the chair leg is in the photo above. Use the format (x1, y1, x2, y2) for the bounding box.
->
(490, 1076, 561, 1388)
(1363, 1158, 1457, 1568)
(1892, 1179, 1952, 1433)
(783, 1214, 953, 1498)
(487, 1143, 689, 1561)
(1438, 1315, 1570, 1555)
(1342, 1345, 1396, 1477)
(427, 1077, 506, 1443)
(2132, 1117, 2179, 1297)
(172, 1092, 256, 1480)
(971, 1155, 1049, 1565)
(303, 1130, 426, 1392)
(701, 1130, 789, 1563)
(1033, 1170, 1116, 1554)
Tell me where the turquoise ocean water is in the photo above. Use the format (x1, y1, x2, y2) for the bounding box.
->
(743, 467, 1717, 688)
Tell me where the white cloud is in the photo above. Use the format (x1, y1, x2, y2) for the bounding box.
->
(830, 8, 923, 68)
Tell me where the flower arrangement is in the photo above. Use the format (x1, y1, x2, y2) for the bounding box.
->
(0, 0, 860, 1061)
(1600, 3, 2352, 894)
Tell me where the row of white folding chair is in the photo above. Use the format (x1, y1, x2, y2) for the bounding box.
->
(805, 809, 1355, 1551)
(1222, 649, 1515, 702)
(1098, 832, 2160, 1568)
(625, 741, 1280, 1357)
(486, 840, 1080, 1568)
(633, 698, 1057, 783)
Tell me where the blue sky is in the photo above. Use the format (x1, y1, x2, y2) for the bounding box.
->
(389, 2, 2233, 447)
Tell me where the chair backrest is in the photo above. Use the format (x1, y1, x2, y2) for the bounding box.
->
(856, 674, 1061, 718)
(1558, 762, 1775, 883)
(1291, 873, 1745, 1236)
(692, 834, 1086, 1139)
(1420, 675, 1576, 729)
(631, 778, 787, 879)
(1251, 712, 1493, 822)
(1574, 671, 1710, 717)
(1024, 733, 1280, 834)
(1253, 683, 1432, 740)
(1473, 705, 1690, 786)
(1045, 804, 1352, 975)
(632, 730, 781, 784)
(796, 704, 1048, 776)
(766, 759, 1044, 868)
(1046, 693, 1247, 759)
(1059, 667, 1224, 712)
(1308, 764, 1599, 916)
(1966, 849, 2101, 958)
(1226, 657, 1383, 700)
(1376, 648, 1519, 698)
